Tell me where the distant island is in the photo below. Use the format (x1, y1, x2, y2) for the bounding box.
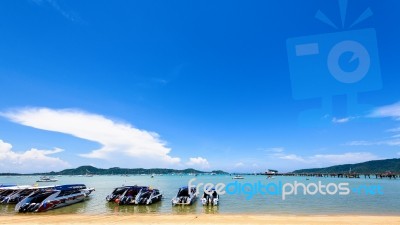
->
(0, 165, 228, 176)
(2, 158, 400, 176)
(293, 158, 400, 174)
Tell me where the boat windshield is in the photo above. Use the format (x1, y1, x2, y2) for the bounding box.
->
(57, 189, 81, 197)
(177, 188, 189, 197)
(28, 191, 56, 204)
(112, 187, 128, 195)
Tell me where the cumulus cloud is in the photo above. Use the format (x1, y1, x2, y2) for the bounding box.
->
(369, 102, 400, 120)
(186, 157, 210, 169)
(1, 107, 181, 167)
(0, 139, 70, 173)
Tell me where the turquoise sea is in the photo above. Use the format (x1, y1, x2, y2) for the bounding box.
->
(1, 175, 399, 215)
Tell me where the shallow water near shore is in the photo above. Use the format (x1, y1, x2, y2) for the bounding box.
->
(1, 175, 399, 215)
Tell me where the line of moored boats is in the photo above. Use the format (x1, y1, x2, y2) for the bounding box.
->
(0, 183, 219, 213)
(105, 185, 219, 206)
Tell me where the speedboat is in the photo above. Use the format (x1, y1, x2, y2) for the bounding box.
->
(134, 188, 162, 205)
(0, 185, 20, 203)
(232, 175, 244, 179)
(106, 185, 147, 205)
(0, 185, 38, 204)
(201, 188, 219, 206)
(0, 184, 16, 188)
(171, 186, 197, 206)
(36, 176, 58, 182)
(15, 184, 95, 213)
(1, 185, 62, 204)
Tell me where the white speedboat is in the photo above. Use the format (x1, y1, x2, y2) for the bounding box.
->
(171, 186, 197, 206)
(15, 184, 95, 213)
(232, 175, 244, 179)
(201, 188, 219, 206)
(36, 176, 58, 182)
(134, 188, 162, 205)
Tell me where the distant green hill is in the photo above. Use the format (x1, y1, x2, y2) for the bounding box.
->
(39, 165, 228, 175)
(293, 158, 400, 174)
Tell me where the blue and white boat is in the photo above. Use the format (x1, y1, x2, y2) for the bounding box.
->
(0, 185, 37, 204)
(0, 185, 18, 203)
(15, 184, 95, 213)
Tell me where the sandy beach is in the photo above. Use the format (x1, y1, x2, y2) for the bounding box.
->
(1, 214, 399, 225)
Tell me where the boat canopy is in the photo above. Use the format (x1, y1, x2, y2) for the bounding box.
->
(0, 184, 16, 188)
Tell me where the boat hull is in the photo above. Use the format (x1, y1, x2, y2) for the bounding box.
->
(15, 186, 94, 213)
(37, 194, 86, 212)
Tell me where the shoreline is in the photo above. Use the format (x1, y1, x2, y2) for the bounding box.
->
(1, 214, 400, 225)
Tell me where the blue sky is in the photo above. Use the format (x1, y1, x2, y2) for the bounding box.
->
(0, 0, 400, 173)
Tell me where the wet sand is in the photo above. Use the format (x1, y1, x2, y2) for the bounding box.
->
(1, 214, 399, 225)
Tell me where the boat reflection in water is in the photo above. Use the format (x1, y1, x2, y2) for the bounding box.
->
(171, 203, 198, 214)
(202, 204, 220, 214)
(105, 201, 162, 214)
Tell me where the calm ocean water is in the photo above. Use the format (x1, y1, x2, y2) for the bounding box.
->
(1, 175, 399, 215)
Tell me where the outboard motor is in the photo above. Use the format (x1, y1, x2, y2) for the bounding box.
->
(19, 203, 31, 213)
(27, 203, 39, 212)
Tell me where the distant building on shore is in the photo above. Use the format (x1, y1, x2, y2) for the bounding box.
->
(265, 169, 278, 175)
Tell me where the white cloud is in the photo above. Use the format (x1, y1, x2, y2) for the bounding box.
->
(264, 147, 284, 153)
(277, 152, 379, 166)
(234, 162, 244, 167)
(0, 139, 70, 173)
(30, 0, 81, 22)
(369, 102, 400, 120)
(279, 154, 307, 162)
(386, 139, 400, 146)
(310, 152, 379, 164)
(332, 117, 352, 123)
(1, 107, 181, 168)
(345, 140, 375, 146)
(186, 157, 210, 169)
(346, 139, 400, 147)
(387, 127, 400, 133)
